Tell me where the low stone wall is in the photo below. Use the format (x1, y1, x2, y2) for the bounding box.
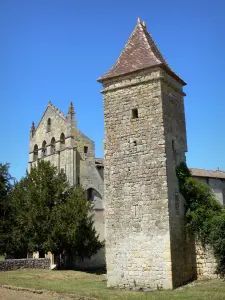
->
(195, 243, 217, 279)
(0, 258, 50, 271)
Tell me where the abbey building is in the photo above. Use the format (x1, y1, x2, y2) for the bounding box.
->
(29, 18, 225, 287)
(28, 101, 105, 268)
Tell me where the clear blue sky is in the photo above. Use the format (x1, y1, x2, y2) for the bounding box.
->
(1, 0, 225, 180)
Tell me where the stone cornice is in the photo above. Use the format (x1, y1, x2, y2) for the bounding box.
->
(29, 146, 76, 155)
(101, 68, 185, 96)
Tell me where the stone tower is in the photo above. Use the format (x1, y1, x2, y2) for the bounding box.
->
(98, 19, 195, 289)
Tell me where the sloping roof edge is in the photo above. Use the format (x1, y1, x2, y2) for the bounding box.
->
(94, 160, 225, 180)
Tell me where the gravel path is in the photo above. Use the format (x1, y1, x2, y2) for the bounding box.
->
(0, 286, 95, 300)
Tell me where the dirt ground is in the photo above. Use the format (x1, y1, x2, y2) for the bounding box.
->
(0, 286, 93, 300)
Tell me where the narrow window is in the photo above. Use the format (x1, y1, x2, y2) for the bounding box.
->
(84, 146, 88, 154)
(33, 144, 38, 161)
(42, 141, 47, 157)
(172, 140, 175, 151)
(132, 108, 138, 119)
(77, 177, 80, 186)
(60, 133, 65, 150)
(175, 193, 180, 216)
(133, 141, 137, 146)
(87, 188, 93, 201)
(133, 204, 138, 217)
(51, 137, 56, 154)
(47, 118, 51, 132)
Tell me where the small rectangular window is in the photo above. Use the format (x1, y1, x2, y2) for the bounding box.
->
(132, 108, 138, 119)
(172, 140, 175, 151)
(84, 146, 88, 154)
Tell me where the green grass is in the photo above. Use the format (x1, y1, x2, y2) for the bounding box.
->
(0, 269, 225, 300)
(0, 256, 4, 261)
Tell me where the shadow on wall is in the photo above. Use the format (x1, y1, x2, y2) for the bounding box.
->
(73, 248, 106, 274)
(171, 232, 197, 288)
(86, 187, 103, 210)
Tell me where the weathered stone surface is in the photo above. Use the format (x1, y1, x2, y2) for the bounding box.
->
(99, 20, 196, 290)
(0, 258, 50, 271)
(29, 101, 105, 269)
(195, 243, 217, 279)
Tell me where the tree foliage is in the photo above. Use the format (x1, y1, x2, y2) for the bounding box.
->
(0, 163, 14, 255)
(176, 162, 225, 276)
(1, 160, 103, 264)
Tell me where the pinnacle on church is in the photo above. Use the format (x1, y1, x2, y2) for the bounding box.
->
(68, 101, 75, 115)
(67, 101, 76, 127)
(30, 121, 35, 138)
(98, 18, 185, 85)
(30, 121, 35, 131)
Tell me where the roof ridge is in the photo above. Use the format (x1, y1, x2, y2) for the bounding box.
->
(31, 102, 68, 139)
(190, 167, 225, 173)
(141, 24, 167, 65)
(98, 19, 185, 85)
(100, 23, 140, 79)
(48, 101, 67, 120)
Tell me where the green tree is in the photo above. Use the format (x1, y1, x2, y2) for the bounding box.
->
(176, 162, 225, 276)
(0, 163, 14, 256)
(9, 160, 103, 265)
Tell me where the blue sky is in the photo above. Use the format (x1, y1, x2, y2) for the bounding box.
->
(0, 0, 225, 180)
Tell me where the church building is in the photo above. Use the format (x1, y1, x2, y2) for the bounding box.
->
(28, 101, 105, 268)
(28, 18, 225, 286)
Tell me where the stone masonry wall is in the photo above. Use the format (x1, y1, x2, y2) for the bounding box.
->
(102, 69, 173, 290)
(195, 177, 225, 206)
(195, 243, 217, 279)
(0, 258, 50, 271)
(161, 74, 196, 287)
(29, 103, 105, 270)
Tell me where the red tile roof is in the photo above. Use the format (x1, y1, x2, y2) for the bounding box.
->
(95, 159, 225, 180)
(190, 168, 225, 180)
(98, 19, 185, 85)
(95, 158, 104, 167)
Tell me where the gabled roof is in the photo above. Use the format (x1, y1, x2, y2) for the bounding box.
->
(190, 168, 225, 180)
(31, 101, 68, 137)
(47, 101, 67, 121)
(98, 18, 185, 85)
(94, 159, 225, 180)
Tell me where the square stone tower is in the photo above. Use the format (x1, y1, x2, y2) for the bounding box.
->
(98, 18, 196, 289)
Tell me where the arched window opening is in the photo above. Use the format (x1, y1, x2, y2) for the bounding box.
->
(33, 144, 38, 161)
(51, 137, 56, 154)
(42, 141, 47, 157)
(87, 188, 94, 201)
(60, 133, 65, 150)
(47, 118, 51, 132)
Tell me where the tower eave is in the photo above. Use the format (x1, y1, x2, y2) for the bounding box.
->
(98, 64, 186, 87)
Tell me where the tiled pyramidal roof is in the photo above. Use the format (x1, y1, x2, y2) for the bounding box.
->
(98, 18, 185, 85)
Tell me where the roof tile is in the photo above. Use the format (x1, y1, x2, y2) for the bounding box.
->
(190, 168, 225, 180)
(98, 20, 185, 84)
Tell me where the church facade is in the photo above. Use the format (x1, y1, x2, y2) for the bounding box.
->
(28, 101, 105, 268)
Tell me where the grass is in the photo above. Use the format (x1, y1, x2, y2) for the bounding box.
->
(0, 269, 225, 300)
